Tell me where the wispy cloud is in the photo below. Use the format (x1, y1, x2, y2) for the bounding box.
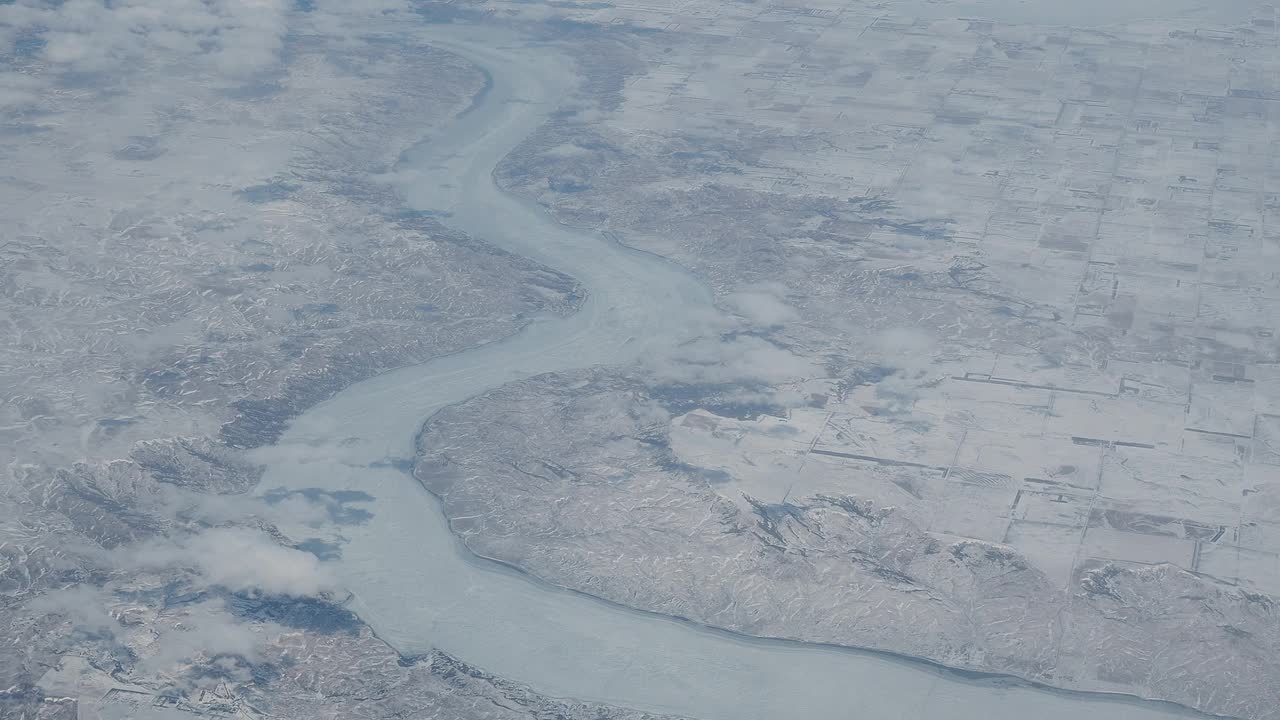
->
(723, 283, 800, 328)
(2, 0, 291, 76)
(33, 585, 273, 684)
(639, 290, 817, 390)
(870, 327, 936, 412)
(138, 598, 269, 678)
(650, 334, 817, 386)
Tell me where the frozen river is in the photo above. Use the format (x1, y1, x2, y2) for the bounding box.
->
(252, 22, 1217, 720)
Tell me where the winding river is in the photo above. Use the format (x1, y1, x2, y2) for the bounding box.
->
(252, 23, 1221, 720)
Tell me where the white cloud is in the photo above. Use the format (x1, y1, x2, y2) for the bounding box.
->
(132, 527, 336, 597)
(28, 585, 118, 635)
(875, 326, 933, 359)
(0, 73, 42, 109)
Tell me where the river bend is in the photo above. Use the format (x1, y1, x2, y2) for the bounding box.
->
(253, 25, 1208, 720)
